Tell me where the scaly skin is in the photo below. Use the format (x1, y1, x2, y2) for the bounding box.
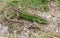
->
(9, 0, 48, 24)
(18, 12, 48, 24)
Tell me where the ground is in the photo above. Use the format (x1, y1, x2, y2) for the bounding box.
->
(0, 0, 60, 38)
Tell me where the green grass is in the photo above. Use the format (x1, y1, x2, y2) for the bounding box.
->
(9, 0, 50, 12)
(55, 0, 60, 4)
(9, 0, 20, 8)
(0, 0, 3, 2)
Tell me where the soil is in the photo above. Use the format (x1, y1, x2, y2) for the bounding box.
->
(0, 0, 60, 38)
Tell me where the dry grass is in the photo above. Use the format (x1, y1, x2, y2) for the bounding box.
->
(0, 0, 60, 38)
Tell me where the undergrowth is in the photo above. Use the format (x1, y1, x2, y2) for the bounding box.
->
(9, 0, 50, 12)
(0, 0, 60, 38)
